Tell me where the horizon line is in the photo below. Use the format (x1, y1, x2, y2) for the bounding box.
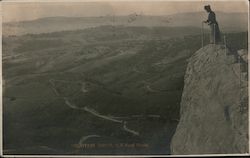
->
(3, 11, 248, 24)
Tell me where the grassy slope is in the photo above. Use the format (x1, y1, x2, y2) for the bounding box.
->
(3, 26, 248, 154)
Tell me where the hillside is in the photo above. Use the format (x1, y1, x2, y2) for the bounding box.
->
(3, 25, 248, 155)
(3, 12, 247, 36)
(3, 26, 202, 154)
(171, 44, 248, 154)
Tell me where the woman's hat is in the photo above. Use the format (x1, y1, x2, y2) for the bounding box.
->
(204, 5, 211, 10)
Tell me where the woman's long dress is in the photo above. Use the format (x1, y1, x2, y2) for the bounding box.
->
(207, 11, 221, 44)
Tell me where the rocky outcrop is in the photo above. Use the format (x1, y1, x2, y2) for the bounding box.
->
(171, 44, 248, 154)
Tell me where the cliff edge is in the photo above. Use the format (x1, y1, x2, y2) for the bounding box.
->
(171, 44, 248, 154)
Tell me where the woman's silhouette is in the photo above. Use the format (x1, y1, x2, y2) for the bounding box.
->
(204, 5, 221, 44)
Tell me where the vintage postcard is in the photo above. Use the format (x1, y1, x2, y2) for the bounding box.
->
(1, 0, 249, 157)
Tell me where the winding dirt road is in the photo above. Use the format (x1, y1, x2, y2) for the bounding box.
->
(49, 79, 140, 136)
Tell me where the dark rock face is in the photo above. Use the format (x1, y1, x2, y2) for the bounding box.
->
(171, 44, 248, 154)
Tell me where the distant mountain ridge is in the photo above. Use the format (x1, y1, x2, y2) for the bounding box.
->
(3, 12, 248, 36)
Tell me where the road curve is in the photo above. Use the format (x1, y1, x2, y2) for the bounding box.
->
(79, 135, 101, 145)
(49, 79, 140, 136)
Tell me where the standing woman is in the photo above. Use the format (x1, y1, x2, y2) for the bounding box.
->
(204, 5, 221, 44)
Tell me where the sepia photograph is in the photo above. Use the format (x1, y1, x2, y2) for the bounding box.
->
(1, 0, 249, 156)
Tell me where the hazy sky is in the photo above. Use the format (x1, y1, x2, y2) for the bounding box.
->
(2, 0, 249, 22)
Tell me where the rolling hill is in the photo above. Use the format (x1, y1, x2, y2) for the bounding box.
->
(3, 25, 248, 155)
(3, 12, 248, 36)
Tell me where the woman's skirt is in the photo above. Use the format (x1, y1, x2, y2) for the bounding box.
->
(210, 23, 221, 44)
